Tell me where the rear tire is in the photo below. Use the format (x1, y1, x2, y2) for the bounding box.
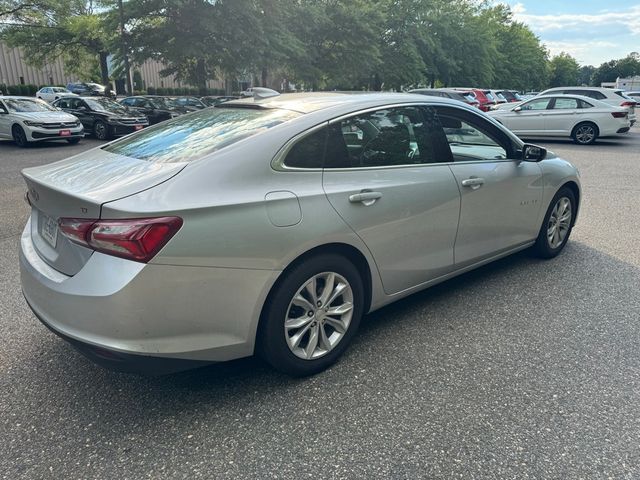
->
(259, 254, 364, 376)
(12, 125, 29, 148)
(571, 122, 598, 145)
(532, 187, 576, 259)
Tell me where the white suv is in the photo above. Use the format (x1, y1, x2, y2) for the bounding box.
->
(538, 87, 637, 126)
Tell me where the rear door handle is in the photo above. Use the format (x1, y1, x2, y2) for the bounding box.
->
(461, 177, 485, 188)
(349, 190, 383, 206)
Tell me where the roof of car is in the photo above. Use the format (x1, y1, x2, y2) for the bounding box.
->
(0, 96, 44, 100)
(224, 92, 460, 114)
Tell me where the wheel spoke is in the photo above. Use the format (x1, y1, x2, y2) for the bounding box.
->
(325, 317, 347, 334)
(326, 302, 353, 316)
(318, 273, 335, 306)
(285, 314, 314, 330)
(292, 294, 314, 312)
(304, 325, 319, 358)
(326, 282, 348, 307)
(289, 323, 312, 349)
(318, 325, 332, 351)
(305, 277, 318, 304)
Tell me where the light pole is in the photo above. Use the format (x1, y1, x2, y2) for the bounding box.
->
(118, 0, 133, 95)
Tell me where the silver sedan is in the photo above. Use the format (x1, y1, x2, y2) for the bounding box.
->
(20, 92, 581, 376)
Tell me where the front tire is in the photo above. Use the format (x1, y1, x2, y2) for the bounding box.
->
(12, 125, 29, 148)
(532, 187, 576, 259)
(572, 122, 598, 145)
(93, 120, 110, 140)
(259, 254, 364, 376)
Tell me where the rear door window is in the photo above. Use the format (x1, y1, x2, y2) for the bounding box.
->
(324, 106, 450, 168)
(103, 106, 300, 163)
(552, 98, 579, 109)
(521, 98, 551, 110)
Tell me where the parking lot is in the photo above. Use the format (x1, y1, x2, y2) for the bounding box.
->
(1, 130, 640, 478)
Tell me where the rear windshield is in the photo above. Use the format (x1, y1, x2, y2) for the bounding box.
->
(102, 106, 300, 163)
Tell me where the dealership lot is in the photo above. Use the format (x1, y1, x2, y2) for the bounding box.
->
(1, 131, 640, 478)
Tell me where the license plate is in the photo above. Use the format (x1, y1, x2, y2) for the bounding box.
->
(40, 213, 58, 248)
(134, 125, 143, 131)
(59, 129, 71, 137)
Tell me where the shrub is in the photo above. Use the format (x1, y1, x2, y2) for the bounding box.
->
(26, 84, 38, 95)
(156, 87, 166, 96)
(147, 86, 156, 95)
(0, 84, 7, 95)
(18, 84, 30, 95)
(7, 85, 20, 95)
(133, 90, 147, 96)
(166, 87, 175, 95)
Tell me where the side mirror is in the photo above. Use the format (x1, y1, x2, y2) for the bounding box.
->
(523, 143, 547, 162)
(513, 106, 522, 112)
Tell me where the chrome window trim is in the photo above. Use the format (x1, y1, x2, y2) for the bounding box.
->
(271, 101, 523, 172)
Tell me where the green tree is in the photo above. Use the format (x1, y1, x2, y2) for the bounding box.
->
(577, 65, 596, 86)
(0, 1, 112, 84)
(549, 52, 580, 87)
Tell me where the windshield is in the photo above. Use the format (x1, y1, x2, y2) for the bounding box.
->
(85, 98, 126, 112)
(4, 98, 57, 113)
(484, 92, 496, 101)
(102, 106, 301, 163)
(614, 91, 635, 101)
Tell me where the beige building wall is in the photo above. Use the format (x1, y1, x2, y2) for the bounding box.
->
(0, 43, 74, 86)
(1, 43, 226, 91)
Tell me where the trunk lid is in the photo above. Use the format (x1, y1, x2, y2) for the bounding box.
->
(22, 147, 186, 275)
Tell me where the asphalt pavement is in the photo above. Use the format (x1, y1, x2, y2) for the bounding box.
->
(1, 131, 640, 479)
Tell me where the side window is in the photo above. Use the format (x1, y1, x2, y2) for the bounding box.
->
(121, 98, 132, 106)
(69, 98, 83, 109)
(283, 127, 327, 169)
(434, 106, 514, 162)
(588, 90, 606, 100)
(0, 101, 7, 113)
(579, 99, 594, 109)
(521, 98, 551, 110)
(325, 106, 446, 168)
(56, 98, 69, 109)
(553, 98, 579, 109)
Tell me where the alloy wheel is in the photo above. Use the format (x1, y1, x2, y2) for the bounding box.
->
(284, 272, 354, 360)
(575, 125, 595, 144)
(94, 121, 108, 140)
(547, 197, 572, 249)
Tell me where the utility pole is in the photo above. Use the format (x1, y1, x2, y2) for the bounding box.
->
(118, 0, 133, 95)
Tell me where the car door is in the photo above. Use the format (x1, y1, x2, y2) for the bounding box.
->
(500, 97, 551, 135)
(68, 98, 93, 130)
(433, 106, 544, 267)
(544, 97, 580, 135)
(0, 100, 11, 138)
(322, 105, 461, 295)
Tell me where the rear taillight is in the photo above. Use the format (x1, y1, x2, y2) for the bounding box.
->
(611, 112, 628, 118)
(620, 101, 636, 107)
(58, 217, 183, 263)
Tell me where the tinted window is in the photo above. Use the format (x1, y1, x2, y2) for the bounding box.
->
(521, 98, 551, 110)
(283, 127, 327, 169)
(324, 106, 447, 168)
(566, 89, 605, 100)
(579, 99, 594, 108)
(553, 98, 579, 109)
(56, 98, 70, 109)
(434, 106, 515, 161)
(103, 106, 300, 163)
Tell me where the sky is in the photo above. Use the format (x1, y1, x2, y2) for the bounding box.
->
(500, 1, 640, 66)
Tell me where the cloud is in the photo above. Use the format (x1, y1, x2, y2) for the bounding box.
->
(510, 3, 640, 36)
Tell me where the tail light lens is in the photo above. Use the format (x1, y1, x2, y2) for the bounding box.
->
(58, 217, 183, 263)
(620, 101, 636, 107)
(611, 112, 628, 118)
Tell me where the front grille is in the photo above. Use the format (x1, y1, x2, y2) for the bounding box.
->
(117, 118, 146, 125)
(41, 122, 80, 129)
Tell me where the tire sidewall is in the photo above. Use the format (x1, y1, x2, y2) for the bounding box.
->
(535, 187, 576, 258)
(259, 254, 365, 376)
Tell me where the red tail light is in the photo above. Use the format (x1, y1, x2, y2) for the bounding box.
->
(58, 217, 183, 263)
(611, 112, 628, 118)
(620, 101, 636, 107)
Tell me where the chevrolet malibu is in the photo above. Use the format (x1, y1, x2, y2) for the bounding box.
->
(20, 92, 581, 376)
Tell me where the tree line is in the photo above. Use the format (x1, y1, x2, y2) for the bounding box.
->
(1, 0, 639, 94)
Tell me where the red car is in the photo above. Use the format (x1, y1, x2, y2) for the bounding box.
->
(452, 88, 497, 112)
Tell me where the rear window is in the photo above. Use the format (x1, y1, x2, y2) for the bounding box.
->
(102, 106, 300, 163)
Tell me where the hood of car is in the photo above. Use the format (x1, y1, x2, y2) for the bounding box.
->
(12, 111, 79, 123)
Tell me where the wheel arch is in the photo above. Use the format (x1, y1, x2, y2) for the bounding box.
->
(256, 242, 374, 344)
(571, 120, 599, 137)
(560, 180, 580, 226)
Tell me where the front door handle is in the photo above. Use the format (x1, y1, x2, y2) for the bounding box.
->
(349, 190, 383, 206)
(461, 177, 485, 189)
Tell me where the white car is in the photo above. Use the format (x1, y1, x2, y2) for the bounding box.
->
(538, 86, 636, 126)
(36, 86, 78, 103)
(240, 87, 255, 98)
(488, 94, 630, 145)
(0, 96, 84, 147)
(627, 91, 640, 101)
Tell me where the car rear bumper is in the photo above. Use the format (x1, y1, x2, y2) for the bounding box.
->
(617, 127, 631, 134)
(20, 219, 279, 373)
